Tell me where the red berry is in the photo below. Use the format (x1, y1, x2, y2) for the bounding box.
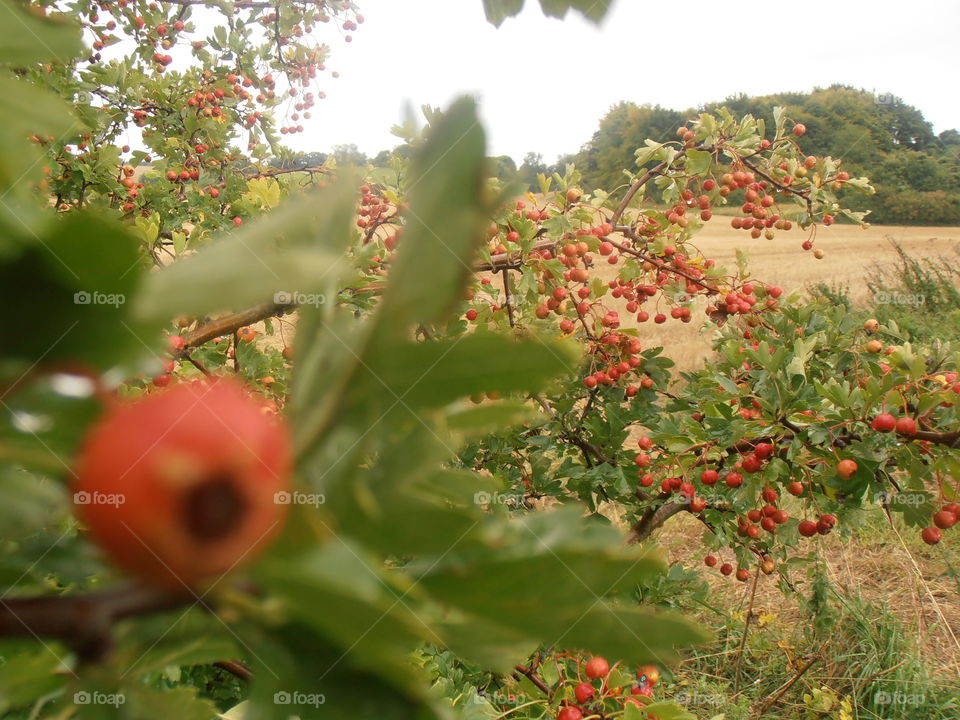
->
(921, 526, 942, 545)
(871, 414, 896, 433)
(725, 472, 743, 488)
(836, 459, 858, 480)
(584, 656, 609, 679)
(465, 309, 478, 321)
(787, 481, 804, 497)
(754, 442, 774, 459)
(700, 469, 719, 485)
(792, 123, 806, 136)
(557, 708, 583, 720)
(574, 682, 595, 704)
(719, 562, 733, 576)
(799, 520, 818, 537)
(933, 510, 957, 530)
(704, 554, 718, 567)
(72, 378, 291, 588)
(895, 417, 917, 436)
(817, 514, 837, 535)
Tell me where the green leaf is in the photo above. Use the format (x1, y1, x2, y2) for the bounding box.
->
(0, 467, 66, 539)
(484, 0, 613, 25)
(378, 97, 489, 333)
(639, 700, 697, 720)
(135, 180, 356, 321)
(238, 623, 450, 720)
(119, 685, 218, 720)
(0, 647, 68, 713)
(257, 543, 431, 685)
(0, 76, 78, 221)
(0, 213, 155, 373)
(0, 1, 82, 64)
(684, 150, 711, 176)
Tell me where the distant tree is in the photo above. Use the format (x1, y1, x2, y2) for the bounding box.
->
(575, 103, 684, 192)
(939, 129, 960, 147)
(576, 87, 958, 221)
(489, 155, 517, 181)
(517, 152, 547, 189)
(331, 143, 369, 166)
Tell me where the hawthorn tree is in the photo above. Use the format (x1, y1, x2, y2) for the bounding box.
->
(0, 1, 958, 719)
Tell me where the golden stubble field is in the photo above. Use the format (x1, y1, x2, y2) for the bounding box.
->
(593, 223, 960, 372)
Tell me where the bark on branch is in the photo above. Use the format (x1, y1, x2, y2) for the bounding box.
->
(0, 584, 190, 660)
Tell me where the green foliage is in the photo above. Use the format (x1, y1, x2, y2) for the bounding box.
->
(577, 86, 959, 224)
(1, 3, 957, 719)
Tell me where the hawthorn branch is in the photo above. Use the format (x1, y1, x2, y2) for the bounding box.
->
(750, 655, 820, 718)
(628, 501, 690, 544)
(611, 156, 681, 226)
(214, 660, 254, 680)
(738, 156, 813, 211)
(513, 664, 552, 696)
(174, 301, 294, 357)
(0, 584, 189, 660)
(610, 231, 718, 293)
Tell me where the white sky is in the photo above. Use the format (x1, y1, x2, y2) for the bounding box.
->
(278, 0, 960, 164)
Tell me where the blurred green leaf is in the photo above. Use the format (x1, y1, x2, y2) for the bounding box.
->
(0, 213, 155, 373)
(378, 97, 489, 333)
(135, 180, 357, 322)
(0, 1, 82, 64)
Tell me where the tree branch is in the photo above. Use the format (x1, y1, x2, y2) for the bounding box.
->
(0, 584, 190, 660)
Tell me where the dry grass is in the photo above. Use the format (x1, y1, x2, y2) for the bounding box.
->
(589, 222, 960, 373)
(654, 511, 960, 679)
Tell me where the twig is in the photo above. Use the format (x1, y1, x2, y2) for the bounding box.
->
(750, 655, 820, 718)
(513, 664, 551, 696)
(0, 584, 189, 661)
(214, 660, 254, 680)
(733, 568, 761, 692)
(501, 268, 515, 328)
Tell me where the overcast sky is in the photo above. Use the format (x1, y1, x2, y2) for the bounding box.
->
(279, 0, 959, 163)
